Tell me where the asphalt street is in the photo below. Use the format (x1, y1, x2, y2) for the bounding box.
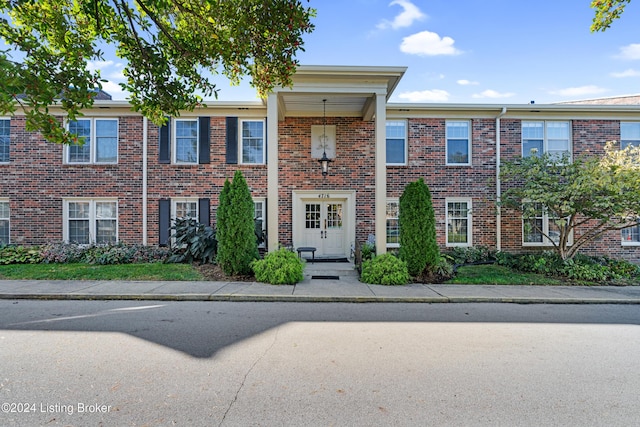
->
(1, 300, 639, 426)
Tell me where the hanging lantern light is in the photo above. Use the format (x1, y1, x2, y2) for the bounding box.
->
(318, 99, 332, 176)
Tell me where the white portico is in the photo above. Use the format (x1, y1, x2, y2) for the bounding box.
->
(265, 65, 406, 256)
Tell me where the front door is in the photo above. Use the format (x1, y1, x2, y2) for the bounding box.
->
(301, 201, 345, 257)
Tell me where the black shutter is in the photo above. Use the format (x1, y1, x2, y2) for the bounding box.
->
(264, 117, 267, 164)
(198, 198, 210, 226)
(226, 116, 238, 164)
(159, 198, 171, 246)
(159, 119, 170, 164)
(198, 117, 210, 164)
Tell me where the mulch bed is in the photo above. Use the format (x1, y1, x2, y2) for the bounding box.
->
(194, 263, 255, 282)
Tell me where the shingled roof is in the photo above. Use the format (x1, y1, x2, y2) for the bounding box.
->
(555, 94, 640, 105)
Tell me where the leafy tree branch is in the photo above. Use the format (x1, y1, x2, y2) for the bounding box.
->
(0, 0, 315, 144)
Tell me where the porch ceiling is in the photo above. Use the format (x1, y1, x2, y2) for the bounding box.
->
(278, 93, 373, 119)
(272, 65, 407, 121)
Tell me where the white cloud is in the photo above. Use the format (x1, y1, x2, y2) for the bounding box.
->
(457, 79, 479, 86)
(377, 0, 426, 30)
(616, 43, 640, 60)
(400, 31, 461, 56)
(471, 89, 515, 99)
(398, 89, 450, 102)
(610, 68, 640, 78)
(550, 85, 607, 97)
(87, 60, 115, 72)
(100, 80, 128, 100)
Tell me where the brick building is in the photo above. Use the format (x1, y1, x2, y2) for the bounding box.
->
(1, 66, 639, 262)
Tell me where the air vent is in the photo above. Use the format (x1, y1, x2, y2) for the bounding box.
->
(311, 275, 340, 280)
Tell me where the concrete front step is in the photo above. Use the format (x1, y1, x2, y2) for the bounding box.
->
(304, 262, 359, 280)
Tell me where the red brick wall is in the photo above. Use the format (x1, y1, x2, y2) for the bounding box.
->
(2, 116, 144, 245)
(388, 118, 497, 249)
(499, 119, 640, 263)
(145, 117, 268, 245)
(3, 112, 639, 263)
(277, 117, 376, 246)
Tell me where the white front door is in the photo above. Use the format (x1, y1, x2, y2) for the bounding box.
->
(301, 201, 345, 257)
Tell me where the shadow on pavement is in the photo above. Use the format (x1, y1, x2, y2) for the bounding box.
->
(1, 300, 639, 358)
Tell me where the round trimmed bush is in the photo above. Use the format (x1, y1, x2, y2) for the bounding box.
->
(251, 248, 304, 285)
(360, 253, 409, 286)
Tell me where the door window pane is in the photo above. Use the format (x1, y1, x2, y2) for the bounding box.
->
(305, 204, 320, 229)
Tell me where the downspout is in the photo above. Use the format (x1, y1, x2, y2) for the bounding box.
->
(495, 107, 507, 252)
(142, 117, 148, 245)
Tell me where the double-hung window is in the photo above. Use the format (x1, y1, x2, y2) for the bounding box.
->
(522, 121, 571, 159)
(622, 223, 640, 245)
(621, 122, 640, 149)
(386, 121, 407, 165)
(620, 123, 640, 244)
(240, 119, 265, 164)
(66, 118, 118, 164)
(64, 199, 118, 244)
(446, 121, 471, 165)
(446, 199, 472, 246)
(173, 200, 198, 220)
(386, 199, 400, 247)
(0, 200, 9, 244)
(522, 202, 568, 246)
(174, 119, 199, 164)
(0, 118, 9, 163)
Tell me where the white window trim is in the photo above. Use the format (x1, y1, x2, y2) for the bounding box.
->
(386, 120, 407, 166)
(521, 120, 572, 160)
(386, 198, 400, 248)
(63, 198, 118, 244)
(446, 120, 472, 166)
(171, 198, 199, 220)
(522, 204, 573, 247)
(253, 197, 266, 248)
(621, 221, 640, 246)
(64, 118, 119, 165)
(0, 117, 9, 164)
(446, 197, 473, 247)
(0, 198, 9, 244)
(172, 118, 199, 165)
(239, 118, 266, 165)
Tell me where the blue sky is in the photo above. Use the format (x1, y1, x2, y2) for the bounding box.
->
(92, 0, 640, 104)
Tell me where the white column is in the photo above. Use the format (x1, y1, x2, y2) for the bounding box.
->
(266, 93, 279, 252)
(374, 92, 387, 255)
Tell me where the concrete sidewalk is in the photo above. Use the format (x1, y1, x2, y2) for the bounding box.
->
(0, 277, 639, 304)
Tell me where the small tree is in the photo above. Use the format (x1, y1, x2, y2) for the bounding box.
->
(501, 142, 640, 260)
(399, 178, 439, 276)
(216, 170, 259, 275)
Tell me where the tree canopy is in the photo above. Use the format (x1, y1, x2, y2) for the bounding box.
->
(500, 143, 640, 260)
(0, 0, 315, 144)
(591, 0, 632, 31)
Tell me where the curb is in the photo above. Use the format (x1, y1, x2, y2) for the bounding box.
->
(1, 293, 640, 304)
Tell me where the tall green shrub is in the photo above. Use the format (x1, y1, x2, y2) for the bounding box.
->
(399, 178, 439, 276)
(216, 170, 259, 275)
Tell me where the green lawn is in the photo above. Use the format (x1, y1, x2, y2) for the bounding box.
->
(0, 262, 629, 286)
(446, 264, 565, 286)
(0, 263, 204, 281)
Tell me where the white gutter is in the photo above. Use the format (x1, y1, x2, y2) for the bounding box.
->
(495, 107, 507, 252)
(142, 117, 148, 245)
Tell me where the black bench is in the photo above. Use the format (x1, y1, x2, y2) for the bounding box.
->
(296, 247, 316, 263)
